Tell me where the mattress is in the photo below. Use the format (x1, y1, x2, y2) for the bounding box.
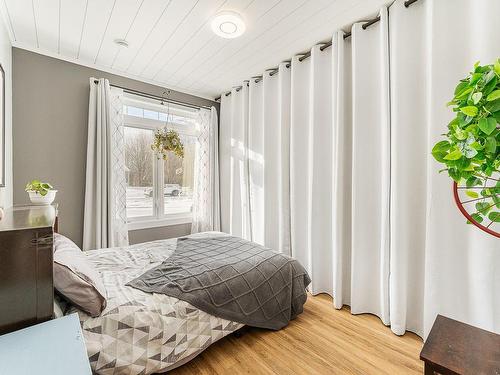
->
(67, 232, 243, 375)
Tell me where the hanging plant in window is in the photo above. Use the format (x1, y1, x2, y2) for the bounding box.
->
(151, 90, 184, 160)
(432, 59, 500, 238)
(151, 128, 184, 160)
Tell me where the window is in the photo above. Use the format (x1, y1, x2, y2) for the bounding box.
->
(125, 127, 154, 219)
(163, 134, 195, 215)
(123, 95, 199, 230)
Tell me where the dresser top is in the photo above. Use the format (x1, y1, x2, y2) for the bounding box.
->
(0, 204, 58, 232)
(0, 313, 92, 375)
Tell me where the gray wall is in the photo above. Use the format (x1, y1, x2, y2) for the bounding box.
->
(13, 48, 217, 246)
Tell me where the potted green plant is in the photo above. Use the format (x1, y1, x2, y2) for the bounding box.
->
(25, 180, 57, 205)
(432, 59, 500, 229)
(151, 128, 184, 160)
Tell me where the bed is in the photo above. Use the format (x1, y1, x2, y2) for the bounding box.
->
(66, 232, 244, 375)
(58, 231, 310, 375)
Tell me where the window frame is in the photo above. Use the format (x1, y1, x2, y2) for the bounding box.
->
(123, 99, 199, 230)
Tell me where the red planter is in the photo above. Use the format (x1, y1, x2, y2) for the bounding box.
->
(453, 182, 500, 238)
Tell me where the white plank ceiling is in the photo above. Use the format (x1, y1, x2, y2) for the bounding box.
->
(1, 0, 390, 99)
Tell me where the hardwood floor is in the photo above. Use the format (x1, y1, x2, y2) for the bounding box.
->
(170, 294, 424, 375)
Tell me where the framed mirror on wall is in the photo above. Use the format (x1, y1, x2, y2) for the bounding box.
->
(0, 64, 4, 187)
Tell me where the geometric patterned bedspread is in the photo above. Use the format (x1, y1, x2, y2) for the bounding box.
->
(67, 232, 243, 375)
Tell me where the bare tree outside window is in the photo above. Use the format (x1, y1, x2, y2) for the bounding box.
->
(125, 130, 154, 187)
(125, 127, 154, 218)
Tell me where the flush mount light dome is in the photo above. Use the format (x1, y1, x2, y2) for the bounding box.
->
(211, 11, 246, 39)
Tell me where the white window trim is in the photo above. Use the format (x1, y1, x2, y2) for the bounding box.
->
(125, 96, 199, 119)
(124, 97, 198, 230)
(124, 115, 199, 137)
(127, 212, 193, 231)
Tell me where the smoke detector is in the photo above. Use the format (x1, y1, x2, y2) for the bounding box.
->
(114, 39, 129, 48)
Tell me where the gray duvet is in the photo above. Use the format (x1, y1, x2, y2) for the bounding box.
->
(127, 235, 311, 330)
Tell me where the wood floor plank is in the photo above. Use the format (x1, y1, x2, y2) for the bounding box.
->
(169, 294, 423, 375)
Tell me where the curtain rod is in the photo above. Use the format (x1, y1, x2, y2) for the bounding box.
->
(92, 80, 212, 110)
(215, 0, 421, 101)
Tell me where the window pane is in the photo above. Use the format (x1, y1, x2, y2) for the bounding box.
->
(158, 112, 168, 122)
(171, 114, 196, 126)
(144, 109, 159, 120)
(125, 127, 154, 219)
(127, 106, 143, 117)
(163, 135, 195, 215)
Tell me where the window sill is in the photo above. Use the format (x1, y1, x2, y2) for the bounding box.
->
(127, 214, 192, 231)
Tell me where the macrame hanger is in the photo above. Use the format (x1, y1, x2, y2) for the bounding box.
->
(161, 90, 172, 126)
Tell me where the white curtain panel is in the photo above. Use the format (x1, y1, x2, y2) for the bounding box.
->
(261, 63, 291, 254)
(290, 54, 312, 269)
(350, 7, 391, 325)
(291, 45, 334, 295)
(248, 79, 265, 245)
(389, 0, 428, 337)
(390, 0, 500, 337)
(220, 86, 251, 239)
(221, 70, 292, 254)
(83, 78, 129, 251)
(331, 30, 353, 310)
(191, 106, 221, 233)
(220, 0, 500, 338)
(219, 93, 232, 234)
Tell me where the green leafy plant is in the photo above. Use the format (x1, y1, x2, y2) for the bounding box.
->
(151, 128, 184, 160)
(25, 180, 54, 196)
(432, 59, 500, 225)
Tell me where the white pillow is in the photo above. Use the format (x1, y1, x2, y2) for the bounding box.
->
(53, 301, 64, 318)
(53, 233, 107, 317)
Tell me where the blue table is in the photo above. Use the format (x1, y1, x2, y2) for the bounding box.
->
(0, 314, 92, 375)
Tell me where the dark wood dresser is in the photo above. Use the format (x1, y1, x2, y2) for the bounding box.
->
(420, 315, 500, 375)
(0, 204, 58, 334)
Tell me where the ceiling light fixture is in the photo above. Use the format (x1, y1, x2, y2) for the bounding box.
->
(211, 11, 246, 39)
(114, 39, 129, 48)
